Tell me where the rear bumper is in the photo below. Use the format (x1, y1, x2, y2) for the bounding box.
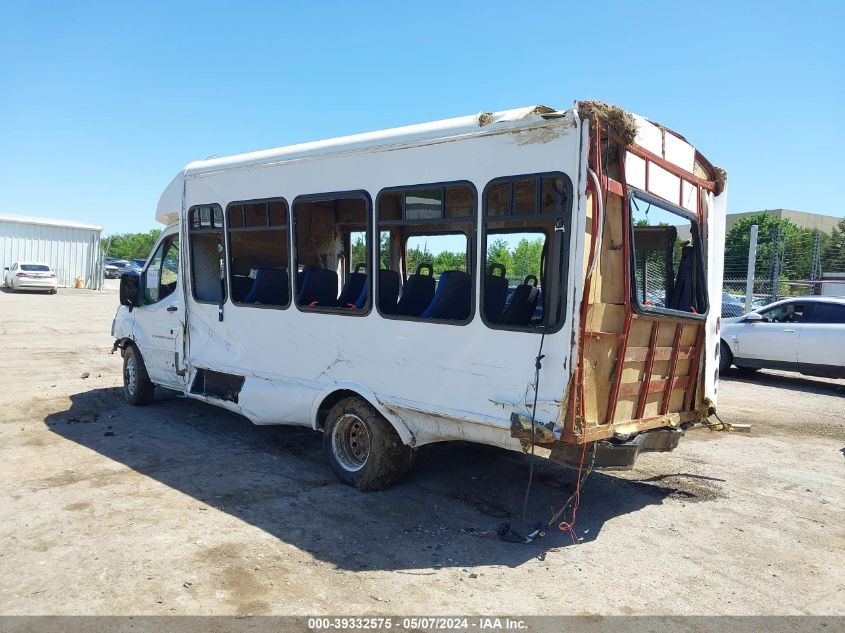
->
(15, 279, 58, 290)
(550, 428, 685, 470)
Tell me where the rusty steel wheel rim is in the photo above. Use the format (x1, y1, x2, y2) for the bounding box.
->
(331, 413, 371, 472)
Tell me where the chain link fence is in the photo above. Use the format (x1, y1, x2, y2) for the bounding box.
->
(722, 217, 845, 313)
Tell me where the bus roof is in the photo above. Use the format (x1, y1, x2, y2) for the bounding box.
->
(184, 105, 569, 178)
(157, 105, 574, 225)
(156, 102, 715, 225)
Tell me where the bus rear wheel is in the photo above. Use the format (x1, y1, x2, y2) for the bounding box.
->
(323, 396, 415, 490)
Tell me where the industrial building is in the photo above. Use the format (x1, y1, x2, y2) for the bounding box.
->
(0, 214, 103, 289)
(726, 209, 842, 234)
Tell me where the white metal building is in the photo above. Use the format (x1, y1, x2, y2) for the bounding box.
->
(0, 214, 103, 288)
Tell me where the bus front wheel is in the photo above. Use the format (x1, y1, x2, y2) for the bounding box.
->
(123, 344, 155, 406)
(323, 396, 415, 490)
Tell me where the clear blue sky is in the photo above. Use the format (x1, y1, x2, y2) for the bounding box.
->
(1, 0, 843, 235)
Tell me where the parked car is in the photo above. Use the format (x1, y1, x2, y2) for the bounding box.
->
(104, 259, 141, 278)
(721, 291, 745, 318)
(130, 258, 147, 268)
(734, 295, 769, 309)
(3, 262, 58, 294)
(720, 296, 845, 378)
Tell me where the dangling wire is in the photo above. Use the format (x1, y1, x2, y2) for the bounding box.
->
(519, 328, 547, 535)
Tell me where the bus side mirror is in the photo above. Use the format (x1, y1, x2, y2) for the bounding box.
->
(119, 273, 142, 308)
(744, 312, 762, 323)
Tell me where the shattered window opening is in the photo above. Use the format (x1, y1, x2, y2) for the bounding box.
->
(376, 181, 476, 323)
(481, 173, 571, 331)
(292, 193, 371, 314)
(188, 205, 227, 304)
(226, 199, 290, 308)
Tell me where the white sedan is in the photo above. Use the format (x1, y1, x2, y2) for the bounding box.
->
(3, 262, 58, 294)
(720, 296, 845, 378)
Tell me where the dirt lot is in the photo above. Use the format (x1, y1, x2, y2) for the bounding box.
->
(0, 287, 843, 615)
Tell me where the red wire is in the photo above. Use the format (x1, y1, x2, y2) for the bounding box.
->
(557, 433, 589, 542)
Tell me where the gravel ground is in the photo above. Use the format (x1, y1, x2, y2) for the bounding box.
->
(0, 287, 842, 615)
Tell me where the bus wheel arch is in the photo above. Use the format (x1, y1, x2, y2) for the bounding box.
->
(321, 394, 416, 490)
(312, 384, 415, 446)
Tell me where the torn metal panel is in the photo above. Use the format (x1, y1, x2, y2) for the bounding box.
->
(509, 412, 557, 453)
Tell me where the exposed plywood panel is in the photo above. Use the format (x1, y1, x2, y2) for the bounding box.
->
(681, 325, 699, 346)
(642, 392, 663, 418)
(668, 389, 686, 412)
(614, 396, 637, 423)
(627, 319, 654, 347)
(651, 359, 670, 379)
(586, 302, 625, 334)
(592, 195, 625, 305)
(583, 338, 618, 424)
(656, 326, 676, 347)
(621, 363, 645, 383)
(583, 191, 595, 277)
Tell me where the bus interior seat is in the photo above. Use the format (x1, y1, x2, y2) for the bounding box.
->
(421, 270, 471, 320)
(484, 263, 508, 323)
(336, 263, 367, 308)
(395, 263, 436, 317)
(230, 259, 256, 302)
(298, 266, 339, 307)
(502, 275, 539, 326)
(374, 269, 401, 313)
(668, 240, 697, 312)
(243, 267, 289, 305)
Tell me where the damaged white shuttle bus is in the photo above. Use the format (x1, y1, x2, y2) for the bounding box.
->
(113, 101, 727, 489)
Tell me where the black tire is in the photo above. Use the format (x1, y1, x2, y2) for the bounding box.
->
(735, 365, 759, 374)
(49, 288, 57, 295)
(323, 396, 415, 490)
(123, 344, 155, 406)
(719, 340, 733, 373)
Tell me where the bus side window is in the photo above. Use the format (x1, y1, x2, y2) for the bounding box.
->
(292, 193, 370, 314)
(481, 174, 571, 331)
(226, 199, 290, 308)
(376, 183, 476, 323)
(188, 205, 227, 304)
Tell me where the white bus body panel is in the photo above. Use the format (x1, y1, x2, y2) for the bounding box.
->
(176, 112, 585, 451)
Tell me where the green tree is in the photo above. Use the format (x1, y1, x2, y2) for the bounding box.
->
(724, 212, 817, 281)
(433, 250, 467, 275)
(102, 229, 162, 260)
(485, 238, 513, 273)
(821, 217, 845, 273)
(350, 234, 367, 269)
(511, 238, 543, 282)
(379, 231, 391, 269)
(406, 244, 433, 276)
